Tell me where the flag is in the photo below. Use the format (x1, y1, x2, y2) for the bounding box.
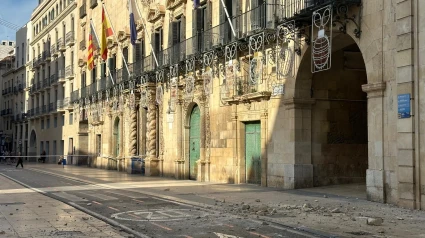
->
(101, 7, 113, 61)
(87, 33, 94, 71)
(194, 0, 200, 9)
(129, 0, 138, 45)
(87, 23, 97, 71)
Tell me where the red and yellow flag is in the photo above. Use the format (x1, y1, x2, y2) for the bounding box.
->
(87, 31, 94, 71)
(101, 7, 113, 61)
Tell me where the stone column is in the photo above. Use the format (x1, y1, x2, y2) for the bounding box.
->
(362, 82, 386, 203)
(281, 98, 315, 189)
(145, 84, 159, 176)
(174, 99, 184, 179)
(197, 99, 207, 182)
(129, 102, 137, 157)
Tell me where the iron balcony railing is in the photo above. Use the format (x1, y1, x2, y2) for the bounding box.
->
(13, 86, 18, 94)
(43, 78, 50, 88)
(58, 69, 65, 80)
(49, 102, 57, 112)
(35, 107, 40, 115)
(42, 105, 47, 114)
(80, 39, 86, 50)
(50, 74, 58, 84)
(65, 31, 75, 45)
(51, 44, 57, 56)
(65, 65, 74, 78)
(71, 90, 79, 103)
(57, 98, 70, 109)
(36, 81, 41, 91)
(58, 38, 65, 50)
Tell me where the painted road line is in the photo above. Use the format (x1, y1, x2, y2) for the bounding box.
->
(128, 213, 141, 219)
(150, 222, 172, 231)
(133, 199, 144, 203)
(249, 232, 271, 238)
(92, 201, 102, 205)
(108, 206, 120, 212)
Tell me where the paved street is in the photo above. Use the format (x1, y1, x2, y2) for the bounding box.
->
(1, 163, 425, 238)
(0, 164, 322, 238)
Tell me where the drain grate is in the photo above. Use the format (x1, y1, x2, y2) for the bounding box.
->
(53, 231, 85, 236)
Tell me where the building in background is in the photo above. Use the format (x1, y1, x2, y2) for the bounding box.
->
(0, 41, 15, 60)
(26, 0, 78, 162)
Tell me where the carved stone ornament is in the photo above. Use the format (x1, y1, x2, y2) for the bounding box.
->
(118, 30, 130, 42)
(147, 4, 166, 24)
(166, 0, 186, 10)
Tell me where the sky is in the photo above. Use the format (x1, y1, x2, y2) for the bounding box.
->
(0, 0, 38, 41)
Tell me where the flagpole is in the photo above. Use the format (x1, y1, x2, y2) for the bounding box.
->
(90, 19, 115, 85)
(101, 2, 131, 78)
(132, 0, 159, 67)
(219, 0, 236, 37)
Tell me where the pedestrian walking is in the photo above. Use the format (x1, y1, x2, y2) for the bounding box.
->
(15, 152, 23, 169)
(38, 151, 46, 163)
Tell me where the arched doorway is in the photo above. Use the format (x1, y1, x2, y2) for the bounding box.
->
(189, 105, 200, 180)
(29, 130, 37, 158)
(294, 34, 368, 191)
(113, 117, 120, 157)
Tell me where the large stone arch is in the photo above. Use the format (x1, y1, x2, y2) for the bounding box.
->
(280, 16, 387, 204)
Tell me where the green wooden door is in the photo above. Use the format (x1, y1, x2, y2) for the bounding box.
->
(189, 106, 201, 180)
(245, 122, 261, 184)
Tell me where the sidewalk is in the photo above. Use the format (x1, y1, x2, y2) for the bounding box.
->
(0, 168, 129, 237)
(19, 164, 425, 237)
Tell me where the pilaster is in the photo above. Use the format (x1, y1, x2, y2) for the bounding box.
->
(281, 98, 315, 189)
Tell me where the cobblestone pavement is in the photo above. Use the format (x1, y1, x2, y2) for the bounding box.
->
(1, 163, 425, 238)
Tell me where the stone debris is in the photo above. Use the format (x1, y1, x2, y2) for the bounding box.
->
(241, 204, 250, 210)
(86, 203, 92, 206)
(367, 218, 383, 226)
(397, 217, 404, 220)
(246, 227, 256, 231)
(164, 188, 170, 191)
(0, 231, 5, 234)
(262, 221, 269, 225)
(255, 199, 261, 202)
(331, 208, 342, 213)
(38, 205, 42, 208)
(323, 195, 328, 198)
(82, 217, 89, 221)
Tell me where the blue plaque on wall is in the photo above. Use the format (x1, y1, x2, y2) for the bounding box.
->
(398, 94, 411, 119)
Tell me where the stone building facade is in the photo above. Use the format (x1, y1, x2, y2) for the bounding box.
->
(4, 0, 425, 210)
(27, 0, 78, 162)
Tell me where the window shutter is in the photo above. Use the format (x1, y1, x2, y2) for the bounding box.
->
(180, 16, 186, 42)
(219, 1, 225, 45)
(206, 1, 212, 29)
(180, 16, 186, 61)
(233, 0, 241, 39)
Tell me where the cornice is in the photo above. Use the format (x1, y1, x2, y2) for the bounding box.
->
(31, 2, 77, 46)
